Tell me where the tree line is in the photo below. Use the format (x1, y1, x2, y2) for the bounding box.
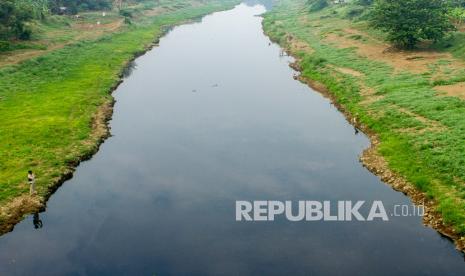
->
(306, 0, 465, 49)
(0, 0, 117, 41)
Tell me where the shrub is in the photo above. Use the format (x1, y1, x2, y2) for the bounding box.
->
(0, 41, 10, 52)
(344, 6, 365, 19)
(119, 9, 133, 18)
(307, 0, 328, 12)
(370, 0, 455, 49)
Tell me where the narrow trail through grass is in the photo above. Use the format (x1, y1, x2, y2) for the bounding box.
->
(263, 0, 465, 248)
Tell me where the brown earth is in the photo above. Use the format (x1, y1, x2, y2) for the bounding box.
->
(0, 98, 114, 235)
(297, 66, 465, 253)
(435, 82, 465, 99)
(0, 19, 124, 67)
(285, 31, 465, 252)
(327, 64, 364, 77)
(143, 6, 167, 17)
(324, 29, 464, 75)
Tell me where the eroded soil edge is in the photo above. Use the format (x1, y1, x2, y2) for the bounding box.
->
(289, 58, 465, 253)
(0, 40, 161, 235)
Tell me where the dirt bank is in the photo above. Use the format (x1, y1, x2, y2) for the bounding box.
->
(288, 58, 465, 253)
(0, 97, 115, 235)
(0, 2, 240, 235)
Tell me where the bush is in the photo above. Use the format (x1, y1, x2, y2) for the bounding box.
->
(119, 9, 133, 18)
(18, 25, 32, 40)
(344, 6, 365, 19)
(307, 0, 328, 12)
(48, 0, 112, 14)
(0, 41, 10, 52)
(0, 0, 33, 40)
(355, 0, 374, 6)
(303, 55, 327, 68)
(370, 0, 455, 49)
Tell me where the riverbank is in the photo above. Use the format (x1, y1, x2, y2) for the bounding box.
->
(263, 0, 465, 251)
(0, 0, 239, 234)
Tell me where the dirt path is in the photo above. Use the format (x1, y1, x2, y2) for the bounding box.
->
(278, 20, 465, 252)
(0, 19, 124, 67)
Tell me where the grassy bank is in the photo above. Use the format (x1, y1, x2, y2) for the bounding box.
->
(0, 0, 239, 231)
(263, 0, 465, 242)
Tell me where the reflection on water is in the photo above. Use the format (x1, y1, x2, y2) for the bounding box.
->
(122, 61, 137, 78)
(32, 213, 43, 230)
(0, 3, 464, 275)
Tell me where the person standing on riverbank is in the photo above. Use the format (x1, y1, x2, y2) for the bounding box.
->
(28, 170, 35, 195)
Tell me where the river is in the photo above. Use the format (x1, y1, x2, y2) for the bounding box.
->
(1, 3, 464, 275)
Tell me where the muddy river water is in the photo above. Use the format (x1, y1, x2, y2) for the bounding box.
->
(1, 3, 465, 275)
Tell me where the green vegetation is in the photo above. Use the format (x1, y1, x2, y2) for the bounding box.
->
(307, 0, 327, 12)
(48, 0, 112, 14)
(0, 0, 35, 40)
(0, 0, 239, 224)
(370, 0, 454, 49)
(449, 7, 465, 27)
(263, 0, 465, 234)
(0, 0, 170, 51)
(305, 0, 465, 49)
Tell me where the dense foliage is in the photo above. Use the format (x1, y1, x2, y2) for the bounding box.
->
(354, 0, 373, 6)
(48, 0, 112, 14)
(0, 0, 115, 43)
(370, 0, 454, 48)
(306, 0, 328, 12)
(303, 0, 464, 48)
(449, 7, 465, 27)
(0, 0, 34, 40)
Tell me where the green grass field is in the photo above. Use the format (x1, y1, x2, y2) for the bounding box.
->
(0, 0, 239, 224)
(263, 0, 465, 234)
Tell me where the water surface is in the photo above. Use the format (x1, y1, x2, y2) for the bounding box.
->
(1, 3, 464, 275)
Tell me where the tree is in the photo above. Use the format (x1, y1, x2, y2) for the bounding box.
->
(306, 0, 328, 12)
(355, 0, 374, 6)
(370, 0, 454, 49)
(447, 0, 465, 8)
(48, 0, 112, 14)
(449, 7, 465, 27)
(0, 0, 33, 40)
(17, 0, 50, 19)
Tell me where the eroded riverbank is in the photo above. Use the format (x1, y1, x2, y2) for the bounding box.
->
(0, 0, 239, 236)
(262, 0, 465, 253)
(1, 3, 465, 275)
(290, 61, 465, 252)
